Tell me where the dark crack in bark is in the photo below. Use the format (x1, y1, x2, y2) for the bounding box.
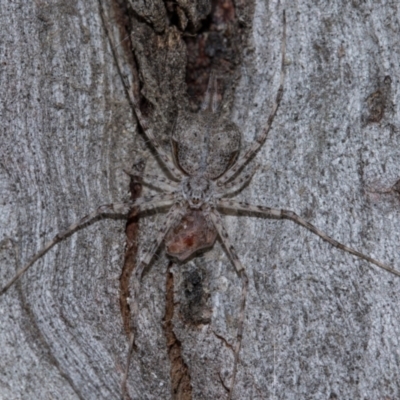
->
(163, 263, 193, 400)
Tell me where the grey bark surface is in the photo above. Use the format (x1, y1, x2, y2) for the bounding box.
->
(1, 1, 400, 400)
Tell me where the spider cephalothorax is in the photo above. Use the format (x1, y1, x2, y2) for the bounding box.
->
(181, 175, 215, 208)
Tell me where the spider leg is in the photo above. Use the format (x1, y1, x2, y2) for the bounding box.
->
(0, 196, 176, 296)
(217, 11, 286, 186)
(208, 209, 249, 400)
(130, 203, 182, 337)
(124, 169, 179, 193)
(99, 3, 183, 181)
(218, 199, 400, 278)
(129, 102, 184, 181)
(215, 163, 259, 198)
(133, 204, 182, 282)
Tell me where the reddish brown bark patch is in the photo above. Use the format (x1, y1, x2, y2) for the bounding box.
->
(163, 263, 193, 400)
(120, 166, 143, 335)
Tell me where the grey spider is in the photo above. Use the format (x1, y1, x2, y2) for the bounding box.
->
(2, 10, 400, 400)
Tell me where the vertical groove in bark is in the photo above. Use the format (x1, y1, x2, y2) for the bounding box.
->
(163, 263, 193, 400)
(120, 167, 143, 335)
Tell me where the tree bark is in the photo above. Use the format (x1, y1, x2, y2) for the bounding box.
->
(1, 1, 400, 399)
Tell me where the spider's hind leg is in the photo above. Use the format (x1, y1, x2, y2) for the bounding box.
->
(218, 199, 400, 278)
(217, 11, 286, 186)
(208, 209, 249, 400)
(130, 203, 183, 336)
(0, 195, 176, 296)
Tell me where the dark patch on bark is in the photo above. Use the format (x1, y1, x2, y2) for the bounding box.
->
(181, 267, 211, 325)
(363, 75, 392, 124)
(184, 0, 248, 108)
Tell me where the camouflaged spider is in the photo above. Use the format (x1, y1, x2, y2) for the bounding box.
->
(2, 10, 400, 399)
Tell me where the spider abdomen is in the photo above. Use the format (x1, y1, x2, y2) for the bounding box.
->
(165, 208, 217, 261)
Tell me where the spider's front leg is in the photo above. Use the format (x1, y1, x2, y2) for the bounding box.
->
(215, 163, 259, 198)
(217, 11, 286, 187)
(208, 209, 249, 400)
(218, 199, 400, 278)
(99, 2, 184, 183)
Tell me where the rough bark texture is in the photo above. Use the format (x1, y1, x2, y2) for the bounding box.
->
(1, 1, 400, 399)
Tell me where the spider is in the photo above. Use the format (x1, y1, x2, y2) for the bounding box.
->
(2, 10, 400, 400)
